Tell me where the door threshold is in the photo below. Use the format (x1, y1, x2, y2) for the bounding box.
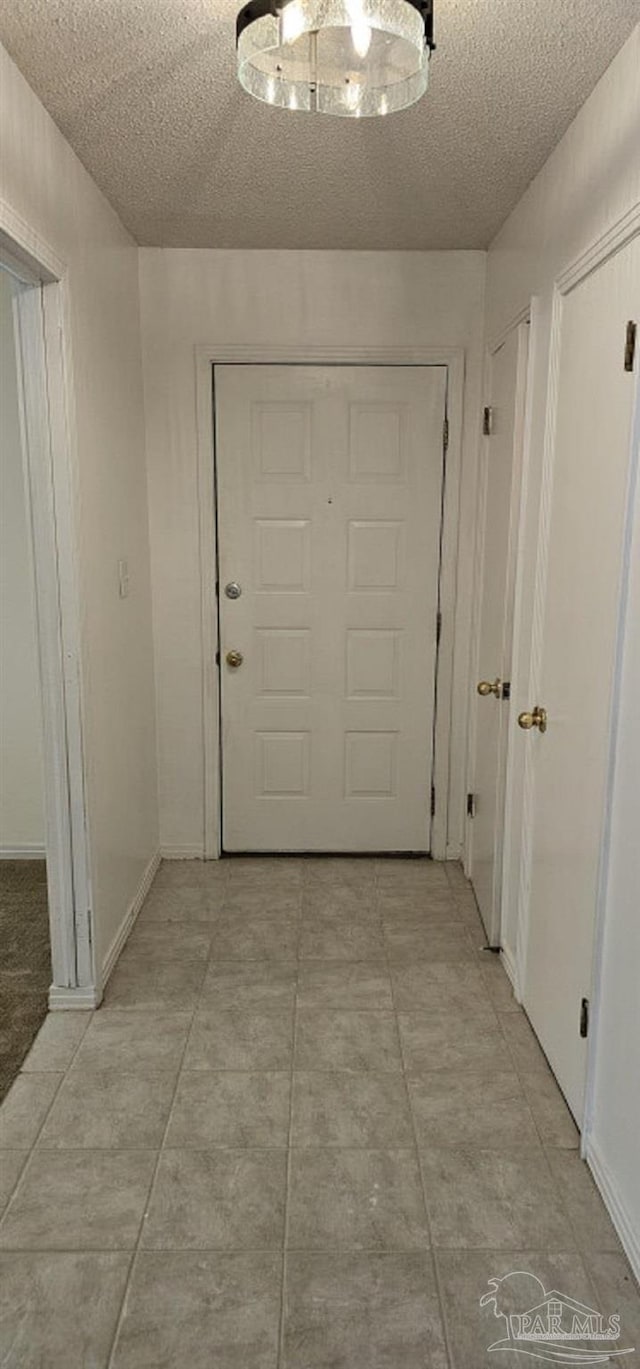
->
(221, 850, 435, 860)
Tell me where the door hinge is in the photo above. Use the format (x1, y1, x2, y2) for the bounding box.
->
(430, 784, 436, 818)
(436, 610, 442, 645)
(579, 996, 590, 1039)
(442, 416, 449, 451)
(624, 321, 637, 372)
(215, 649, 220, 666)
(466, 792, 476, 818)
(483, 405, 493, 436)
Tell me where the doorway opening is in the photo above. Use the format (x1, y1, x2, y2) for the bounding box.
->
(0, 267, 51, 1094)
(0, 225, 94, 1063)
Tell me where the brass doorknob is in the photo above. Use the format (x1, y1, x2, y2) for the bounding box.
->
(518, 706, 548, 734)
(477, 678, 502, 698)
(226, 650, 243, 668)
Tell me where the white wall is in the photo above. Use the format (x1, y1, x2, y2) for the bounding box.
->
(485, 26, 640, 343)
(138, 248, 486, 857)
(485, 25, 640, 1268)
(0, 44, 158, 977)
(0, 269, 44, 852)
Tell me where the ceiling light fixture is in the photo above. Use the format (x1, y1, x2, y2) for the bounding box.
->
(236, 0, 435, 117)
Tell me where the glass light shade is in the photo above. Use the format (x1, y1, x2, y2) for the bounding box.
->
(237, 0, 431, 117)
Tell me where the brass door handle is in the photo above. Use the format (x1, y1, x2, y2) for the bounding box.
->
(477, 678, 502, 698)
(518, 706, 547, 734)
(226, 650, 243, 668)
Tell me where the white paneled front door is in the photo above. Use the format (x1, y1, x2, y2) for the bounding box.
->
(215, 365, 447, 852)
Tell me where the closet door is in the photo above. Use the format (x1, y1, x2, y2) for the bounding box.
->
(470, 322, 529, 943)
(522, 236, 639, 1122)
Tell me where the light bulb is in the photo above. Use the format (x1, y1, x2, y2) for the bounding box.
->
(281, 2, 305, 44)
(351, 18, 372, 57)
(379, 93, 388, 114)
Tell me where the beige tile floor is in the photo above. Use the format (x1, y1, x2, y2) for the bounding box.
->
(0, 856, 638, 1367)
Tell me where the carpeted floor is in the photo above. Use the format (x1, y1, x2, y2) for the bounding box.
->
(0, 860, 51, 1101)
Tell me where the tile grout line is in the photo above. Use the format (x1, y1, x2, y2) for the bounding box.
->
(276, 883, 302, 1369)
(104, 998, 198, 1369)
(0, 1011, 94, 1232)
(382, 871, 457, 1369)
(0, 1238, 620, 1255)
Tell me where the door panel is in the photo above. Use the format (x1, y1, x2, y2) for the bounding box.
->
(523, 237, 639, 1123)
(470, 323, 529, 940)
(215, 365, 447, 852)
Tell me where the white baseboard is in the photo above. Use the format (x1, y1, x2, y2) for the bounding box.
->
(160, 845, 206, 860)
(586, 1136, 640, 1282)
(500, 943, 517, 989)
(100, 849, 162, 993)
(0, 844, 46, 859)
(49, 984, 100, 1010)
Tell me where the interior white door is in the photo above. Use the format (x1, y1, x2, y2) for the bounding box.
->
(470, 322, 529, 942)
(215, 364, 447, 852)
(523, 236, 639, 1124)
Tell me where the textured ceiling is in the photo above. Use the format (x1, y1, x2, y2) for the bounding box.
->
(1, 1, 638, 249)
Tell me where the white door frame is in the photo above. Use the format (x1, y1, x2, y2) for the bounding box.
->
(512, 204, 640, 1162)
(195, 345, 466, 860)
(496, 305, 537, 980)
(0, 205, 95, 1004)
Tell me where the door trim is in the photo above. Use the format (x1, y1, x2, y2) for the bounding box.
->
(514, 205, 640, 1155)
(195, 345, 466, 860)
(497, 305, 537, 971)
(0, 201, 95, 1002)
